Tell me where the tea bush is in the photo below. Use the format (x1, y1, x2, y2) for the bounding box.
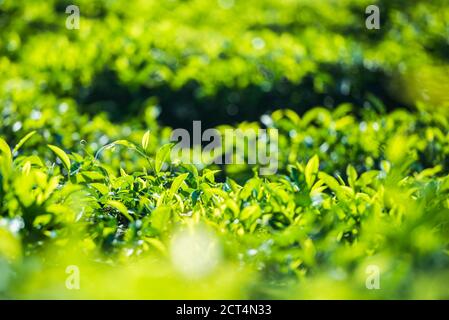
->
(0, 0, 448, 299)
(1, 105, 449, 299)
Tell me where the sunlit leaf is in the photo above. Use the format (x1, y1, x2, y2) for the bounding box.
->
(13, 131, 37, 154)
(155, 143, 173, 173)
(142, 130, 151, 152)
(107, 200, 134, 222)
(305, 155, 319, 188)
(48, 144, 71, 172)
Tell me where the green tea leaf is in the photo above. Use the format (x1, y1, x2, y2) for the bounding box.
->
(151, 207, 171, 231)
(142, 130, 151, 151)
(169, 173, 189, 199)
(305, 154, 319, 188)
(90, 183, 109, 195)
(240, 205, 260, 220)
(111, 140, 136, 149)
(107, 200, 134, 222)
(318, 172, 340, 191)
(13, 131, 37, 154)
(155, 143, 173, 173)
(0, 137, 12, 164)
(48, 144, 71, 172)
(346, 164, 357, 188)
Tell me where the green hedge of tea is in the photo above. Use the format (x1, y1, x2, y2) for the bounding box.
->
(0, 0, 448, 299)
(1, 106, 448, 298)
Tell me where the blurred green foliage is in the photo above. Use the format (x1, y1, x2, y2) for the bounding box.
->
(1, 0, 448, 131)
(0, 0, 449, 299)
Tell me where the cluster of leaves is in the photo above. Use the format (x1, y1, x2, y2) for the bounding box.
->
(1, 106, 448, 298)
(1, 0, 448, 299)
(222, 104, 449, 179)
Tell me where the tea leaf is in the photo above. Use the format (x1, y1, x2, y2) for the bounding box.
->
(48, 145, 71, 172)
(305, 155, 319, 188)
